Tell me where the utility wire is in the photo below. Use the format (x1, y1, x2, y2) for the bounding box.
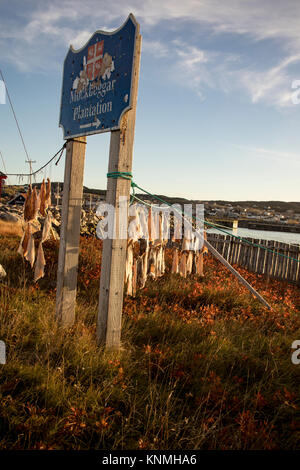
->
(5, 143, 66, 178)
(0, 69, 30, 162)
(128, 180, 300, 263)
(0, 149, 8, 175)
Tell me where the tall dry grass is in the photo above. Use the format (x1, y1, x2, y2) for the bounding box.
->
(0, 235, 300, 450)
(0, 220, 23, 237)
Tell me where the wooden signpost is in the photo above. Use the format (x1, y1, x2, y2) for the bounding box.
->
(56, 13, 270, 350)
(55, 136, 86, 326)
(56, 14, 141, 348)
(97, 35, 141, 348)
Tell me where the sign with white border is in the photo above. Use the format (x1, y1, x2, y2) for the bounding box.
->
(59, 14, 138, 139)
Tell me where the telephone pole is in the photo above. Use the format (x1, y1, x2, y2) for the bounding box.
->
(25, 159, 36, 186)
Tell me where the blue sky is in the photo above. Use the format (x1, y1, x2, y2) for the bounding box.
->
(1, 0, 300, 201)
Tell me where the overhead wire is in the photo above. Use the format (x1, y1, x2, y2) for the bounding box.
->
(5, 143, 67, 179)
(0, 69, 31, 163)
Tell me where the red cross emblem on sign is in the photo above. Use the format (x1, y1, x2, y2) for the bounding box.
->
(86, 41, 104, 80)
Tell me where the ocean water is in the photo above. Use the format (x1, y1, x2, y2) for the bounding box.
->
(207, 227, 300, 246)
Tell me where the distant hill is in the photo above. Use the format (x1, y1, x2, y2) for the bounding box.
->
(204, 200, 300, 213)
(4, 184, 300, 212)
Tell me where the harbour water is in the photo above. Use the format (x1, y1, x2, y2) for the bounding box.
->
(207, 226, 300, 246)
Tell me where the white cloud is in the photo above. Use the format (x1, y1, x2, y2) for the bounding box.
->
(175, 43, 209, 69)
(234, 144, 300, 165)
(3, 1, 300, 51)
(70, 30, 94, 49)
(166, 46, 300, 108)
(235, 54, 300, 107)
(170, 42, 214, 96)
(142, 40, 169, 58)
(2, 0, 300, 106)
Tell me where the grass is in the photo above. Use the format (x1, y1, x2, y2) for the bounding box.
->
(0, 220, 23, 237)
(0, 235, 300, 450)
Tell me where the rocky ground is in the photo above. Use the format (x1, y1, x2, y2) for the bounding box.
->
(0, 203, 103, 276)
(0, 203, 102, 238)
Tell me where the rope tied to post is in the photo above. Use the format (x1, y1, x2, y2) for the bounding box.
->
(105, 172, 300, 264)
(106, 171, 133, 181)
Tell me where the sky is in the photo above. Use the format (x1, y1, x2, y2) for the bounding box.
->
(0, 0, 300, 201)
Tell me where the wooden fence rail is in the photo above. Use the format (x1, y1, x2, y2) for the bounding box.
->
(206, 233, 300, 284)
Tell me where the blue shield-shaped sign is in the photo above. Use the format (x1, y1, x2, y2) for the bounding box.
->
(59, 14, 139, 139)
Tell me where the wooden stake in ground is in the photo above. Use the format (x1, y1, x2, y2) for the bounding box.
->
(55, 137, 86, 326)
(204, 239, 272, 310)
(97, 32, 142, 349)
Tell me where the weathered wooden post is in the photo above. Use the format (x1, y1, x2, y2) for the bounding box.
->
(55, 137, 86, 326)
(56, 14, 141, 336)
(97, 28, 141, 349)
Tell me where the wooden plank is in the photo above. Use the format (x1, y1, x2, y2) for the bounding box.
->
(277, 242, 285, 280)
(276, 241, 281, 278)
(246, 240, 251, 269)
(296, 248, 300, 284)
(279, 243, 285, 280)
(238, 238, 243, 265)
(225, 235, 231, 261)
(231, 238, 236, 264)
(217, 239, 221, 254)
(256, 239, 263, 275)
(216, 235, 221, 253)
(228, 237, 233, 263)
(265, 241, 271, 276)
(220, 235, 226, 257)
(282, 243, 288, 281)
(244, 241, 249, 268)
(252, 242, 258, 273)
(271, 241, 276, 278)
(252, 240, 258, 273)
(290, 246, 298, 282)
(253, 239, 259, 273)
(276, 242, 282, 279)
(235, 238, 241, 265)
(232, 238, 237, 264)
(258, 240, 264, 274)
(97, 30, 142, 349)
(249, 243, 254, 272)
(215, 234, 220, 253)
(262, 241, 268, 275)
(262, 241, 268, 277)
(288, 245, 293, 281)
(55, 136, 87, 327)
(291, 245, 299, 282)
(266, 240, 273, 279)
(285, 243, 291, 281)
(238, 239, 243, 264)
(232, 238, 238, 264)
(286, 244, 293, 281)
(244, 240, 251, 270)
(240, 241, 246, 268)
(290, 246, 297, 282)
(285, 244, 290, 281)
(217, 234, 223, 255)
(272, 241, 279, 279)
(223, 235, 228, 257)
(204, 239, 272, 309)
(272, 241, 278, 278)
(239, 241, 245, 267)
